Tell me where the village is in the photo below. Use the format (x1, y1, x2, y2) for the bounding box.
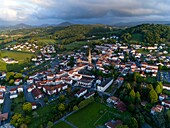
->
(0, 37, 170, 127)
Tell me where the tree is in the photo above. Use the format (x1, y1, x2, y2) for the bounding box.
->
(149, 89, 158, 103)
(129, 89, 136, 103)
(128, 117, 138, 128)
(23, 102, 32, 113)
(73, 105, 79, 111)
(135, 91, 141, 103)
(116, 124, 129, 128)
(59, 95, 65, 102)
(20, 124, 28, 128)
(24, 116, 31, 124)
(58, 103, 65, 112)
(9, 79, 14, 85)
(155, 84, 161, 94)
(10, 113, 25, 127)
(166, 110, 170, 121)
(47, 121, 54, 128)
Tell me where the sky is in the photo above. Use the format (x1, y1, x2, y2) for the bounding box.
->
(0, 0, 170, 25)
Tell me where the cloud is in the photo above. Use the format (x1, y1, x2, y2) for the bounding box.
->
(0, 0, 170, 24)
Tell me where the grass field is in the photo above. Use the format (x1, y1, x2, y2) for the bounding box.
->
(0, 50, 34, 71)
(29, 103, 56, 128)
(66, 101, 127, 128)
(1, 50, 34, 62)
(37, 38, 58, 45)
(65, 41, 88, 51)
(52, 121, 73, 128)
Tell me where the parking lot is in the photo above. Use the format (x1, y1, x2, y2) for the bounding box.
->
(158, 71, 170, 83)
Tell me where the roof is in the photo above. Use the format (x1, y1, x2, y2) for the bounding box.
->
(0, 113, 8, 121)
(32, 89, 43, 98)
(105, 120, 123, 128)
(100, 78, 113, 87)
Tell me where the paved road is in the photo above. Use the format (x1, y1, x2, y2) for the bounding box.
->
(23, 84, 45, 107)
(2, 92, 12, 124)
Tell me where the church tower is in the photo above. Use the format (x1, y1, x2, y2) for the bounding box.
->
(88, 49, 92, 64)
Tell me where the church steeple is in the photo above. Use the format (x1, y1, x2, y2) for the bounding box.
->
(88, 48, 92, 64)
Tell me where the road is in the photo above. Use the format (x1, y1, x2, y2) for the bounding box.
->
(23, 84, 45, 107)
(2, 92, 12, 124)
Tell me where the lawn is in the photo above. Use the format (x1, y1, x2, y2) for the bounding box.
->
(52, 121, 73, 128)
(29, 103, 56, 128)
(0, 61, 7, 71)
(66, 101, 123, 128)
(145, 77, 157, 84)
(65, 41, 88, 51)
(36, 38, 58, 46)
(0, 50, 34, 71)
(1, 50, 34, 63)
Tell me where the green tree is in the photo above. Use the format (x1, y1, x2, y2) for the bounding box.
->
(47, 121, 54, 128)
(129, 89, 136, 103)
(10, 113, 25, 127)
(116, 124, 129, 128)
(73, 105, 79, 111)
(24, 116, 31, 124)
(128, 117, 138, 128)
(135, 91, 141, 103)
(20, 124, 28, 128)
(58, 103, 65, 112)
(9, 79, 14, 85)
(23, 102, 32, 113)
(59, 95, 65, 102)
(166, 110, 170, 121)
(149, 89, 158, 103)
(155, 84, 161, 94)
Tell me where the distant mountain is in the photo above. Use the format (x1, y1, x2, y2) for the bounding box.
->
(113, 21, 170, 27)
(57, 22, 73, 26)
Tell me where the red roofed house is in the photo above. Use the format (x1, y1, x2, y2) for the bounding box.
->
(14, 79, 22, 85)
(32, 89, 43, 99)
(151, 105, 164, 115)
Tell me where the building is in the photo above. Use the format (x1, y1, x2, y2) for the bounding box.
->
(75, 88, 87, 98)
(32, 89, 43, 99)
(107, 96, 120, 104)
(14, 79, 22, 85)
(84, 92, 95, 99)
(97, 78, 113, 92)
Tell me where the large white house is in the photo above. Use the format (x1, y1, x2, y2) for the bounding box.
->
(97, 78, 113, 92)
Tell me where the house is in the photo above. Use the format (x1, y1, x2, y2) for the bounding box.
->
(31, 103, 37, 110)
(97, 78, 113, 92)
(107, 96, 120, 105)
(17, 86, 23, 93)
(27, 78, 34, 84)
(105, 120, 123, 128)
(159, 94, 168, 101)
(27, 84, 36, 92)
(10, 88, 18, 99)
(115, 101, 127, 112)
(163, 84, 170, 91)
(14, 79, 22, 85)
(43, 86, 57, 95)
(61, 77, 73, 85)
(32, 89, 43, 99)
(0, 113, 8, 125)
(47, 74, 55, 80)
(77, 77, 94, 88)
(84, 92, 95, 99)
(0, 93, 4, 104)
(56, 71, 67, 78)
(162, 100, 170, 109)
(0, 86, 6, 92)
(75, 88, 87, 98)
(151, 105, 164, 115)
